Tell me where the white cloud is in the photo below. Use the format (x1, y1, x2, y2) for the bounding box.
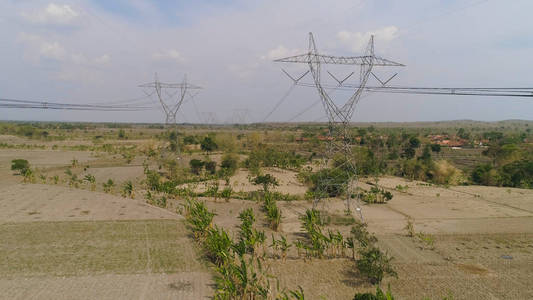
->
(18, 33, 110, 67)
(18, 33, 66, 61)
(22, 3, 79, 25)
(337, 26, 399, 53)
(261, 45, 302, 60)
(227, 62, 260, 80)
(152, 49, 185, 63)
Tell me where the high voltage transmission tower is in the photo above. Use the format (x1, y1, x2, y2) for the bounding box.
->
(139, 73, 202, 157)
(275, 33, 405, 220)
(274, 32, 533, 221)
(139, 73, 202, 125)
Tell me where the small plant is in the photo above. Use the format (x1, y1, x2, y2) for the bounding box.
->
(103, 179, 115, 193)
(404, 217, 415, 237)
(84, 174, 96, 190)
(122, 181, 134, 198)
(22, 167, 35, 183)
(52, 175, 59, 184)
(206, 181, 220, 202)
(71, 158, 78, 167)
(416, 231, 435, 250)
(221, 186, 233, 202)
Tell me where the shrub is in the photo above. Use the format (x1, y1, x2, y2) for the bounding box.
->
(145, 170, 161, 191)
(431, 160, 463, 185)
(353, 285, 395, 300)
(220, 153, 239, 176)
(245, 147, 305, 170)
(356, 246, 397, 284)
(200, 136, 217, 153)
(189, 159, 204, 175)
(360, 187, 393, 204)
(121, 181, 134, 198)
(205, 161, 217, 175)
(103, 179, 115, 193)
(11, 159, 29, 174)
(307, 168, 350, 197)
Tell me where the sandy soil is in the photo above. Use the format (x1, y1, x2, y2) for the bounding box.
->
(0, 149, 96, 169)
(0, 184, 177, 223)
(0, 272, 212, 300)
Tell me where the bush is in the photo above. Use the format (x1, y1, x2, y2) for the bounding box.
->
(308, 168, 350, 197)
(353, 285, 395, 300)
(431, 160, 463, 185)
(11, 159, 29, 174)
(205, 161, 217, 175)
(189, 159, 205, 175)
(245, 147, 305, 170)
(220, 153, 239, 176)
(356, 246, 397, 284)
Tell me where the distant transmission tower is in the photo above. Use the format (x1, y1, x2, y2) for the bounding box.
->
(139, 73, 202, 156)
(139, 73, 202, 125)
(275, 33, 404, 220)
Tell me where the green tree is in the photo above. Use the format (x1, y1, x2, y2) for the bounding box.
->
(252, 174, 279, 193)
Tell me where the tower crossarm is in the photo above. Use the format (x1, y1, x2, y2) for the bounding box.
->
(274, 53, 404, 67)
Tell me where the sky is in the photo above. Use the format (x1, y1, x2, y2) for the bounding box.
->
(1, 0, 533, 123)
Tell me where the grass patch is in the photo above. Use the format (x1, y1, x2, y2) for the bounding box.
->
(328, 214, 357, 226)
(0, 219, 202, 277)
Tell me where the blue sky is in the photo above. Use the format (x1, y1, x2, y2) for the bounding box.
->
(1, 0, 532, 123)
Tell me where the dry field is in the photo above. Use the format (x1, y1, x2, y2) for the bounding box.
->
(1, 138, 533, 299)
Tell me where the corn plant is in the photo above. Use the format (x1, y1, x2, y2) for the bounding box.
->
(184, 199, 215, 240)
(205, 225, 233, 266)
(263, 193, 282, 231)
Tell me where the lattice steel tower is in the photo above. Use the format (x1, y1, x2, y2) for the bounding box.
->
(139, 73, 202, 125)
(275, 33, 404, 219)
